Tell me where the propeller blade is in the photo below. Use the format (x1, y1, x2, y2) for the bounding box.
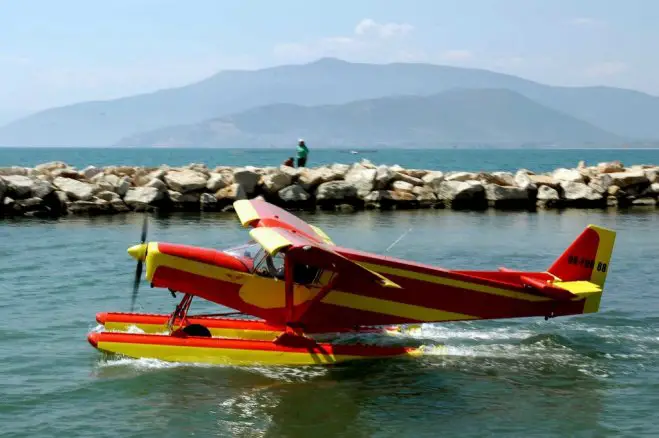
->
(131, 213, 149, 312)
(130, 260, 143, 312)
(140, 213, 148, 243)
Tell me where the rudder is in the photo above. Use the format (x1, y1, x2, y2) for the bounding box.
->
(547, 224, 616, 288)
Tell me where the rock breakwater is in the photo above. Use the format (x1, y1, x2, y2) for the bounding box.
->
(0, 159, 657, 218)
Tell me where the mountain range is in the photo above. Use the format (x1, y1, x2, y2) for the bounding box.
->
(1, 57, 658, 148)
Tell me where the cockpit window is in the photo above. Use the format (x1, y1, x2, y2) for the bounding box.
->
(254, 252, 286, 279)
(223, 242, 263, 261)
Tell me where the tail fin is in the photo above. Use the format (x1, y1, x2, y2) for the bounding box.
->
(547, 224, 616, 288)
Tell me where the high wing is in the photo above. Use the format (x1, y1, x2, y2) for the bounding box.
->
(233, 199, 334, 245)
(248, 226, 400, 289)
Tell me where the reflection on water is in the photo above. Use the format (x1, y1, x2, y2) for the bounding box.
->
(1, 208, 658, 437)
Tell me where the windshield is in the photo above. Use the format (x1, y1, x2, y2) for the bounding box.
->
(223, 242, 263, 262)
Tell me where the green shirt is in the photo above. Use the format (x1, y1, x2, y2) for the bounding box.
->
(297, 143, 309, 159)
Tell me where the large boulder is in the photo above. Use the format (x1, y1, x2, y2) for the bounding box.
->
(146, 178, 168, 192)
(514, 170, 537, 191)
(374, 165, 397, 189)
(391, 180, 414, 193)
(445, 172, 478, 182)
(316, 181, 358, 202)
(597, 161, 624, 173)
(261, 171, 292, 194)
(215, 183, 247, 202)
(344, 166, 377, 198)
(163, 169, 208, 193)
(1, 175, 34, 199)
(0, 166, 29, 176)
(278, 185, 311, 204)
(528, 174, 558, 188)
(588, 174, 613, 194)
(200, 193, 218, 211)
(124, 187, 164, 209)
(552, 168, 584, 183)
(31, 180, 55, 199)
(484, 184, 530, 209)
(537, 185, 560, 201)
(608, 171, 649, 188)
(0, 177, 6, 200)
(53, 177, 94, 201)
(298, 166, 341, 188)
(480, 172, 515, 186)
(81, 166, 103, 180)
(232, 168, 261, 194)
(421, 171, 444, 192)
(436, 180, 486, 209)
(34, 161, 68, 174)
(206, 172, 232, 192)
(559, 181, 604, 207)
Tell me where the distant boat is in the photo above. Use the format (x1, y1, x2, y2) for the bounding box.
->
(350, 150, 359, 154)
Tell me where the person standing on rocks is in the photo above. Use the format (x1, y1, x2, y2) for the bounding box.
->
(296, 139, 309, 167)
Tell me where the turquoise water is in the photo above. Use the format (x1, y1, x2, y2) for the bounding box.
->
(1, 147, 659, 172)
(1, 208, 658, 437)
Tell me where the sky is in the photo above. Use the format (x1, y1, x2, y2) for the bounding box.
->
(0, 0, 656, 123)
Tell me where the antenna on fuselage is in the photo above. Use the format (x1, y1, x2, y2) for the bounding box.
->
(384, 227, 413, 253)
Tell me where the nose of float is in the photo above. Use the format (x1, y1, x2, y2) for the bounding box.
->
(127, 243, 148, 261)
(87, 332, 99, 348)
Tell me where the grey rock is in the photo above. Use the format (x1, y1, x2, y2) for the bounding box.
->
(2, 175, 34, 198)
(316, 181, 358, 201)
(124, 187, 163, 207)
(344, 167, 376, 197)
(262, 171, 292, 193)
(146, 178, 168, 192)
(163, 169, 208, 193)
(537, 185, 560, 201)
(278, 185, 310, 202)
(96, 190, 120, 201)
(553, 168, 584, 183)
(81, 166, 103, 180)
(560, 181, 603, 202)
(232, 168, 261, 193)
(53, 177, 94, 201)
(206, 172, 232, 192)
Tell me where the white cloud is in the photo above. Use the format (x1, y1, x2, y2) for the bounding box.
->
(273, 18, 417, 63)
(354, 18, 413, 39)
(583, 61, 629, 78)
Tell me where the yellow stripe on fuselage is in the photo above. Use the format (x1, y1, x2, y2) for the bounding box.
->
(96, 341, 421, 366)
(322, 291, 478, 322)
(357, 262, 551, 302)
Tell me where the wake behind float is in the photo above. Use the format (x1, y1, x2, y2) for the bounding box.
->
(87, 199, 616, 366)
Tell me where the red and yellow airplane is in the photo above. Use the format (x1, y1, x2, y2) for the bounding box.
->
(88, 199, 616, 366)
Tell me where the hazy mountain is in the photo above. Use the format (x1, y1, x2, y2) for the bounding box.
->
(115, 89, 622, 148)
(0, 57, 656, 147)
(0, 109, 30, 127)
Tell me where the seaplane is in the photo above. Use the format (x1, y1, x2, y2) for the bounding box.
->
(88, 199, 616, 366)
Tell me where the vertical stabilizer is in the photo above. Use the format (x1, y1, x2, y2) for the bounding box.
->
(547, 225, 616, 288)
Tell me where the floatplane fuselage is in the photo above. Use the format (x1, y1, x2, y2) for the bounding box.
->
(88, 199, 616, 366)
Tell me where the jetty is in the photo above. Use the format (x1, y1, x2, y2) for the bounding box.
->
(0, 159, 657, 218)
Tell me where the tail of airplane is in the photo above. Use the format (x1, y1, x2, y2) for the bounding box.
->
(547, 224, 616, 288)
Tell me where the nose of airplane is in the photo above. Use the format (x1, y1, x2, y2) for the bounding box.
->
(127, 243, 148, 261)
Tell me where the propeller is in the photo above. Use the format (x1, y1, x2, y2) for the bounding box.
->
(130, 213, 149, 312)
